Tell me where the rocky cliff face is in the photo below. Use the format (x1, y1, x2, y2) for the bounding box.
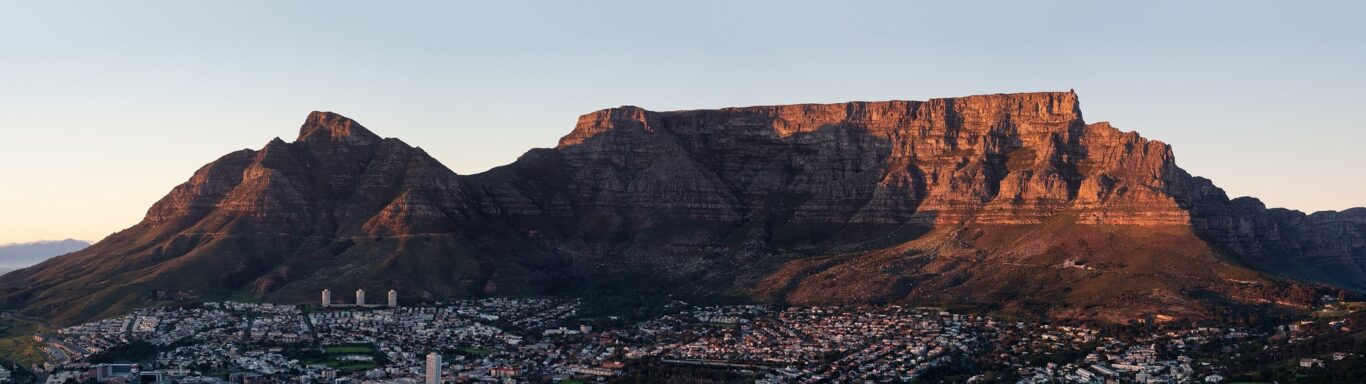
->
(1187, 193, 1366, 291)
(545, 92, 1192, 227)
(2, 92, 1361, 325)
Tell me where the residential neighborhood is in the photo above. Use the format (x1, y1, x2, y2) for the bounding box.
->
(10, 295, 1362, 383)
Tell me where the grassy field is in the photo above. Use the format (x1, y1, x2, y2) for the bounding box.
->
(295, 344, 382, 372)
(322, 345, 375, 354)
(458, 347, 491, 357)
(0, 337, 44, 366)
(0, 316, 51, 366)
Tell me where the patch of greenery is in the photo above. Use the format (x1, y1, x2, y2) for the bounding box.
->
(288, 344, 386, 372)
(1223, 312, 1366, 383)
(332, 362, 378, 371)
(87, 341, 158, 363)
(612, 357, 758, 384)
(0, 336, 45, 366)
(0, 315, 51, 352)
(322, 345, 374, 354)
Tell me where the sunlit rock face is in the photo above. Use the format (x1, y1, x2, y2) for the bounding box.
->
(2, 92, 1362, 326)
(548, 92, 1191, 227)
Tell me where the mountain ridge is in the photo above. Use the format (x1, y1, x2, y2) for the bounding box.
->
(0, 239, 91, 276)
(2, 91, 1362, 325)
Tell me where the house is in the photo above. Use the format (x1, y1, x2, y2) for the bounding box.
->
(1299, 358, 1324, 368)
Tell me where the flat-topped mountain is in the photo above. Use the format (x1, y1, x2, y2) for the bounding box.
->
(2, 92, 1362, 325)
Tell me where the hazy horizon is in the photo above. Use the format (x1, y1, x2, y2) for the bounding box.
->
(3, 1, 1365, 244)
(0, 238, 90, 275)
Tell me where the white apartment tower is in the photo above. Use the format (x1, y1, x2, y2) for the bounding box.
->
(355, 289, 366, 306)
(321, 289, 332, 307)
(387, 289, 398, 307)
(425, 352, 442, 384)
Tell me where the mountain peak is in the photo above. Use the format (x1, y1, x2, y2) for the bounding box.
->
(297, 111, 379, 145)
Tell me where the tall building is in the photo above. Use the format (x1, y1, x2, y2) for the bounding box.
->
(387, 289, 398, 307)
(425, 352, 442, 384)
(321, 289, 332, 307)
(355, 289, 365, 306)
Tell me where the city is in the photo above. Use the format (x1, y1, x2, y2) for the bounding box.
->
(8, 290, 1361, 383)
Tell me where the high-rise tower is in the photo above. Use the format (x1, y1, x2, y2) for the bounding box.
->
(425, 352, 442, 384)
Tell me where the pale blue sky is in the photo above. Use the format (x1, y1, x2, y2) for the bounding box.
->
(1, 1, 1363, 244)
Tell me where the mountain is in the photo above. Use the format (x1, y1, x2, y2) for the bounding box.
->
(0, 239, 90, 276)
(1, 92, 1362, 325)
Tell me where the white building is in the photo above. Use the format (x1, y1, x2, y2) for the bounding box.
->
(321, 289, 332, 307)
(425, 352, 442, 384)
(355, 289, 366, 306)
(388, 289, 398, 307)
